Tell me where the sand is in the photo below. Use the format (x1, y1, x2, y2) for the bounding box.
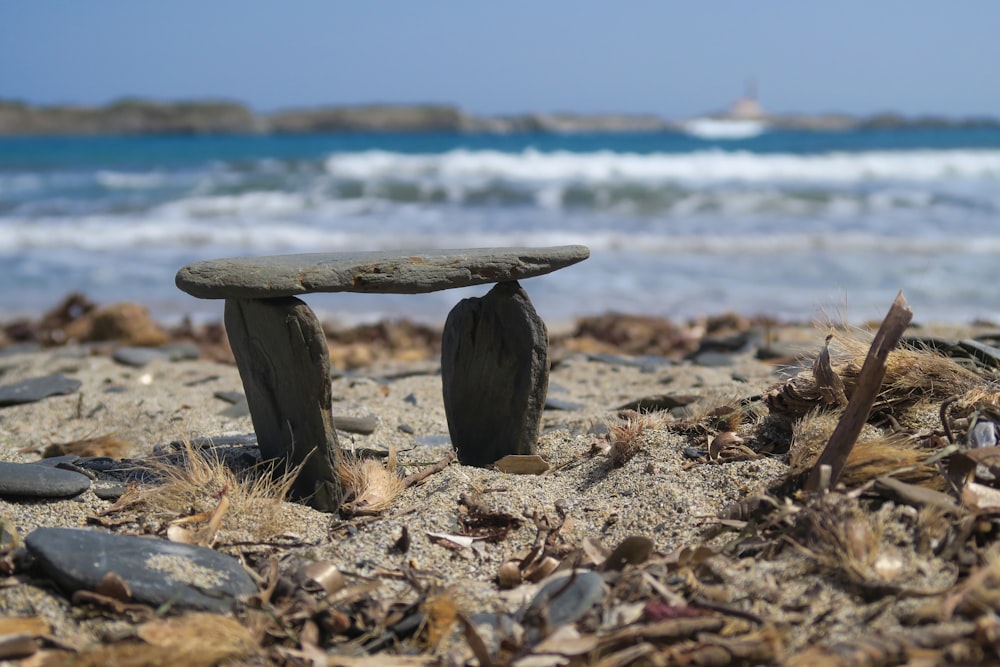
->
(0, 317, 996, 665)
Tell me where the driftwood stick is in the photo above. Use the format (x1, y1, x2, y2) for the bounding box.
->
(403, 451, 456, 488)
(805, 291, 913, 491)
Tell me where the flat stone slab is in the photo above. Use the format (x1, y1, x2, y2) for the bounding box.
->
(0, 461, 91, 498)
(25, 527, 258, 613)
(0, 373, 81, 407)
(176, 246, 589, 299)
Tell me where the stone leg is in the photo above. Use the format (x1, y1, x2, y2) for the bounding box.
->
(441, 281, 549, 466)
(224, 297, 341, 512)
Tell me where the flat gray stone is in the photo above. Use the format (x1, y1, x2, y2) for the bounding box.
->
(0, 373, 81, 407)
(112, 347, 170, 367)
(225, 297, 342, 512)
(0, 461, 91, 498)
(442, 281, 548, 466)
(176, 246, 589, 299)
(24, 527, 257, 612)
(521, 570, 605, 643)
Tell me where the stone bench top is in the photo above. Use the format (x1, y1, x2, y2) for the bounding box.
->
(176, 245, 589, 299)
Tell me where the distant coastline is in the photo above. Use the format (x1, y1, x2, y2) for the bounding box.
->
(0, 98, 998, 136)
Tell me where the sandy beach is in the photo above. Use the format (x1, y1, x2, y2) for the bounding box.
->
(2, 297, 1000, 665)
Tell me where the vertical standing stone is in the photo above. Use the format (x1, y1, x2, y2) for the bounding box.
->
(441, 281, 549, 467)
(224, 297, 341, 512)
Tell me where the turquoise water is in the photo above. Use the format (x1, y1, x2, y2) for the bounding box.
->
(2, 127, 1000, 324)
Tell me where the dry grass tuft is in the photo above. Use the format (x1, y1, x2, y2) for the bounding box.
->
(143, 440, 298, 541)
(795, 497, 905, 589)
(607, 410, 663, 468)
(767, 328, 981, 421)
(789, 411, 941, 489)
(40, 612, 259, 666)
(338, 447, 404, 516)
(835, 331, 981, 409)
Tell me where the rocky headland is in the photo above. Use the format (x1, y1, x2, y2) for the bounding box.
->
(1, 98, 996, 136)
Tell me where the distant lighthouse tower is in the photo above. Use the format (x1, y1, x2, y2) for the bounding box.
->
(728, 78, 764, 120)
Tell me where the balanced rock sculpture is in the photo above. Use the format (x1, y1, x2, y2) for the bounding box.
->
(176, 246, 589, 512)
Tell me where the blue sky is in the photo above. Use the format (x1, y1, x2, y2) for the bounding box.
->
(2, 1, 998, 118)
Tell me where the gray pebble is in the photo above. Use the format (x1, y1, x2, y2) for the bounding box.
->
(0, 461, 91, 498)
(25, 527, 258, 612)
(521, 570, 605, 640)
(0, 373, 81, 407)
(112, 347, 170, 367)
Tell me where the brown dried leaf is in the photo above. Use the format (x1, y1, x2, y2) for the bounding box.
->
(814, 334, 848, 407)
(42, 434, 133, 459)
(601, 536, 654, 572)
(495, 454, 550, 475)
(962, 482, 1000, 511)
(498, 561, 523, 590)
(297, 561, 345, 596)
(0, 633, 38, 661)
(94, 572, 131, 602)
(708, 431, 744, 461)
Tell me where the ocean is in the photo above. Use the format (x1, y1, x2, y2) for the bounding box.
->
(2, 127, 1000, 327)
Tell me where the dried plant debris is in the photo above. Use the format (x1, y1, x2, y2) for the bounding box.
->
(606, 410, 664, 468)
(339, 447, 405, 516)
(766, 328, 981, 423)
(133, 440, 299, 543)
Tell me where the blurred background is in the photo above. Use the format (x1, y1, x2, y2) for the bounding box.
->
(2, 1, 999, 326)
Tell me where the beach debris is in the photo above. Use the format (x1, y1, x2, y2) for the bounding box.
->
(24, 433, 133, 459)
(0, 461, 91, 499)
(339, 447, 404, 516)
(600, 535, 654, 572)
(0, 616, 50, 661)
(34, 612, 258, 666)
(225, 295, 343, 512)
(442, 280, 549, 466)
(813, 333, 848, 407)
(140, 440, 299, 543)
(166, 489, 229, 547)
(805, 292, 913, 490)
(23, 527, 258, 612)
(708, 430, 745, 461)
(0, 373, 81, 407)
(616, 393, 698, 413)
(606, 410, 662, 468)
(402, 451, 456, 488)
(459, 492, 523, 542)
(495, 454, 551, 475)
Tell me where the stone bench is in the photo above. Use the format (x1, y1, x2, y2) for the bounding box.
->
(176, 246, 589, 512)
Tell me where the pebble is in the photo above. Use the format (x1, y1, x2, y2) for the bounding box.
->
(112, 347, 170, 367)
(521, 570, 605, 641)
(175, 246, 589, 299)
(414, 434, 451, 447)
(0, 461, 91, 498)
(92, 481, 128, 500)
(544, 397, 585, 411)
(0, 373, 81, 407)
(24, 527, 258, 613)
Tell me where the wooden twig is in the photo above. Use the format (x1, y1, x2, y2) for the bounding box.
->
(805, 291, 913, 491)
(402, 451, 456, 488)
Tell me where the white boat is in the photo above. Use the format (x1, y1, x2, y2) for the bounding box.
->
(682, 117, 768, 140)
(684, 79, 769, 139)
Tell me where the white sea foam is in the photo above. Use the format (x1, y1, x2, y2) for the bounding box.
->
(325, 148, 1000, 185)
(95, 170, 167, 189)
